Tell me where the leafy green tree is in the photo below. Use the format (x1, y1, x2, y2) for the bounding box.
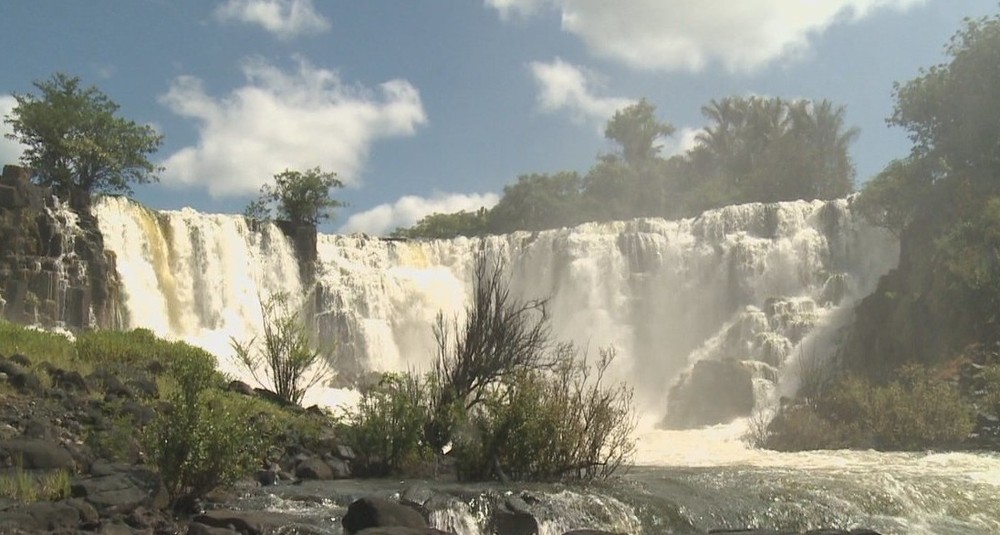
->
(689, 96, 857, 205)
(604, 98, 675, 166)
(891, 13, 1000, 175)
(392, 207, 490, 239)
(489, 172, 586, 233)
(3, 73, 163, 197)
(249, 167, 344, 226)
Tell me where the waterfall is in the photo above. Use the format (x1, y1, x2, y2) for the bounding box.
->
(94, 196, 897, 414)
(92, 196, 304, 379)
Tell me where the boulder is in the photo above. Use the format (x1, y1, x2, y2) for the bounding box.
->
(0, 438, 75, 470)
(342, 497, 429, 535)
(663, 359, 755, 428)
(194, 510, 304, 535)
(71, 464, 168, 515)
(0, 500, 81, 532)
(295, 457, 334, 480)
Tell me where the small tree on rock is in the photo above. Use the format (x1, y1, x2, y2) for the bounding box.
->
(247, 167, 345, 226)
(4, 73, 163, 198)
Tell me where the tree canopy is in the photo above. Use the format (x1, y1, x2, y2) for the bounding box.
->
(3, 73, 163, 196)
(398, 95, 860, 239)
(247, 167, 345, 227)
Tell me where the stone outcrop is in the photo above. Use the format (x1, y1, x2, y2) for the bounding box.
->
(0, 165, 121, 329)
(663, 359, 755, 428)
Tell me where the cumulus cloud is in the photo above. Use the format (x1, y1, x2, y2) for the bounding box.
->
(159, 57, 426, 197)
(215, 0, 330, 40)
(530, 58, 634, 125)
(662, 126, 702, 157)
(491, 0, 926, 72)
(0, 96, 26, 165)
(339, 192, 500, 236)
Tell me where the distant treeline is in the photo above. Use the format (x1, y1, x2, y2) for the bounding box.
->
(394, 96, 858, 239)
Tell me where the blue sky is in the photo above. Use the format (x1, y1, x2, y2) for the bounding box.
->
(0, 0, 995, 234)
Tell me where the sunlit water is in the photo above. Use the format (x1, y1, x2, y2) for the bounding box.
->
(90, 196, 1000, 534)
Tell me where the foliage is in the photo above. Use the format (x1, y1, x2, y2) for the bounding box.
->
(763, 364, 974, 451)
(3, 73, 162, 196)
(76, 328, 222, 386)
(890, 12, 1000, 173)
(854, 157, 937, 236)
(0, 467, 71, 503)
(454, 347, 635, 481)
(145, 354, 268, 505)
(398, 95, 858, 239)
(338, 373, 431, 477)
(425, 255, 554, 450)
(247, 167, 344, 226)
(683, 96, 857, 206)
(490, 172, 586, 233)
(604, 98, 675, 166)
(0, 321, 75, 367)
(391, 207, 490, 239)
(231, 291, 333, 406)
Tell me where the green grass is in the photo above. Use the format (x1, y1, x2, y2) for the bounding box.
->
(0, 321, 76, 367)
(0, 467, 71, 503)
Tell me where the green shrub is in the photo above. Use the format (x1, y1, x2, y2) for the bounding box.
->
(145, 354, 267, 505)
(339, 373, 430, 477)
(765, 364, 973, 451)
(454, 347, 635, 481)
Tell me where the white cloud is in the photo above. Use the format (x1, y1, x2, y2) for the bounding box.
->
(492, 0, 926, 72)
(339, 192, 500, 236)
(530, 58, 634, 125)
(484, 0, 548, 20)
(159, 57, 426, 197)
(215, 0, 330, 40)
(0, 95, 26, 166)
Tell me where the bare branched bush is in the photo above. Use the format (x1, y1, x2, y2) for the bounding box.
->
(425, 254, 555, 450)
(231, 291, 332, 406)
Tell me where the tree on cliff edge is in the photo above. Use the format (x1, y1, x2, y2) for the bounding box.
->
(245, 167, 345, 227)
(3, 73, 163, 198)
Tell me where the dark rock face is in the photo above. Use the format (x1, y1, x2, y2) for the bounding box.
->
(0, 438, 76, 470)
(342, 497, 429, 535)
(274, 219, 318, 283)
(663, 359, 755, 429)
(0, 165, 122, 329)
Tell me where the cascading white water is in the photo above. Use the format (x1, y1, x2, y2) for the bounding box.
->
(94, 196, 897, 408)
(93, 196, 1000, 534)
(92, 196, 305, 380)
(315, 197, 898, 411)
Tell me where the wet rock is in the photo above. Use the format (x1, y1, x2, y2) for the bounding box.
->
(342, 496, 429, 535)
(188, 522, 242, 535)
(357, 528, 455, 535)
(195, 510, 304, 535)
(325, 455, 351, 478)
(295, 457, 334, 480)
(663, 359, 755, 428)
(561, 531, 626, 535)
